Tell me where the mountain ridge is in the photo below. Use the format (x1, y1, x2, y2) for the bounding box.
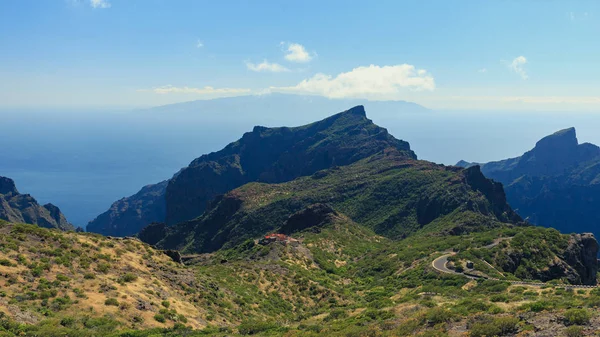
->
(457, 127, 600, 236)
(88, 105, 416, 236)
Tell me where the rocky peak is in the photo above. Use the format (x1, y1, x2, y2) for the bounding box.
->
(0, 176, 18, 195)
(343, 105, 367, 117)
(514, 127, 596, 177)
(533, 127, 578, 153)
(0, 177, 73, 231)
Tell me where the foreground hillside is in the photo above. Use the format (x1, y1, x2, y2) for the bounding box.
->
(1, 219, 599, 336)
(458, 128, 600, 237)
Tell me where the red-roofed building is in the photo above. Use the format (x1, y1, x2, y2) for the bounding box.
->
(258, 233, 299, 245)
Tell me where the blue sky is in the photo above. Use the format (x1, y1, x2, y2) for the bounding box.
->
(1, 0, 599, 110)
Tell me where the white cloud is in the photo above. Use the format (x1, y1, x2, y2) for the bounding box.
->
(246, 60, 290, 72)
(196, 40, 204, 48)
(509, 56, 528, 80)
(478, 68, 487, 73)
(90, 0, 110, 9)
(271, 64, 435, 99)
(282, 42, 314, 63)
(139, 85, 251, 95)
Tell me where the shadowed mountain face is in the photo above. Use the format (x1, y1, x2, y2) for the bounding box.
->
(86, 181, 168, 237)
(0, 176, 73, 231)
(458, 127, 600, 235)
(88, 106, 416, 236)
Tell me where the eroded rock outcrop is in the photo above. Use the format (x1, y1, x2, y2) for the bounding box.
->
(0, 176, 73, 231)
(563, 233, 599, 285)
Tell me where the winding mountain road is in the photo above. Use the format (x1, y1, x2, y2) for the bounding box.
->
(431, 252, 597, 289)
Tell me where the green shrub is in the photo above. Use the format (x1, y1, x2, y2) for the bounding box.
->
(526, 300, 551, 312)
(104, 298, 119, 306)
(324, 308, 348, 321)
(177, 314, 188, 323)
(490, 294, 509, 303)
(564, 308, 591, 325)
(82, 316, 120, 331)
(50, 296, 72, 311)
(0, 259, 14, 267)
(60, 316, 75, 327)
(119, 273, 138, 283)
(154, 314, 166, 323)
(237, 320, 280, 335)
(470, 316, 519, 337)
(161, 300, 170, 308)
(96, 262, 110, 274)
(83, 273, 95, 280)
(55, 274, 69, 282)
(565, 325, 585, 337)
(426, 307, 455, 324)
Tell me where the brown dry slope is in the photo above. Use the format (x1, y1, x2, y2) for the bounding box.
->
(0, 220, 229, 330)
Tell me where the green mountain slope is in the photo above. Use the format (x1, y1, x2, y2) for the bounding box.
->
(148, 147, 522, 254)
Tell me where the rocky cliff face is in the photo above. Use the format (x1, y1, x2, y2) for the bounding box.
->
(87, 181, 167, 237)
(563, 233, 599, 285)
(90, 106, 416, 236)
(457, 128, 600, 237)
(0, 176, 74, 231)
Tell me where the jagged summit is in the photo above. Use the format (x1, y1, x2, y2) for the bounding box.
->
(343, 104, 367, 117)
(0, 176, 18, 195)
(534, 127, 578, 152)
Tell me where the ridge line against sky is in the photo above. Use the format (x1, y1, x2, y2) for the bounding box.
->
(1, 1, 599, 111)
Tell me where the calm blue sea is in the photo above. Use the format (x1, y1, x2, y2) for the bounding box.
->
(2, 102, 599, 228)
